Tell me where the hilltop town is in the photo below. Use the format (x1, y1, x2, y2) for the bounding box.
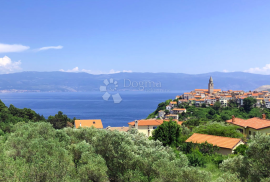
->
(178, 76, 270, 108)
(156, 77, 270, 121)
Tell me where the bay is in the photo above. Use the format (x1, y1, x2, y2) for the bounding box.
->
(0, 91, 184, 127)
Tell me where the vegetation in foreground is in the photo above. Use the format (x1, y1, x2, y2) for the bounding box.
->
(0, 99, 270, 181)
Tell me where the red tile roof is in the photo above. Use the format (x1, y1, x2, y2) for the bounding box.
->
(195, 89, 208, 91)
(107, 126, 129, 132)
(75, 119, 103, 129)
(172, 108, 186, 111)
(226, 117, 270, 130)
(186, 133, 242, 149)
(128, 119, 182, 126)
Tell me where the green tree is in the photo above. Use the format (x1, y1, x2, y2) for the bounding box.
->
(243, 97, 257, 112)
(233, 144, 248, 156)
(214, 101, 221, 110)
(152, 120, 182, 147)
(47, 111, 71, 129)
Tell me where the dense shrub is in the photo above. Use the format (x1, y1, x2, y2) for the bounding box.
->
(193, 122, 243, 138)
(187, 149, 207, 167)
(233, 144, 248, 156)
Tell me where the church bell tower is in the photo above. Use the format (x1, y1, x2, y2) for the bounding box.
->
(208, 76, 214, 94)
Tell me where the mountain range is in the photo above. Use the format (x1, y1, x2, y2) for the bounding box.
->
(0, 71, 269, 92)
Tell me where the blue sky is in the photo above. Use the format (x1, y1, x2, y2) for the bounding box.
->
(0, 0, 270, 74)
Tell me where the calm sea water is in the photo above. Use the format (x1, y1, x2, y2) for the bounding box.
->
(0, 91, 183, 127)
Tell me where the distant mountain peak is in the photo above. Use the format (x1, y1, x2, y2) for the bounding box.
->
(255, 85, 270, 91)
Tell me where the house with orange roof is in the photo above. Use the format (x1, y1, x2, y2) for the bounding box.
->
(219, 97, 227, 107)
(183, 93, 191, 100)
(165, 114, 179, 120)
(186, 133, 244, 155)
(178, 99, 188, 105)
(171, 108, 186, 114)
(188, 98, 196, 104)
(265, 94, 270, 99)
(106, 126, 129, 132)
(195, 99, 205, 107)
(169, 101, 177, 108)
(226, 114, 270, 137)
(128, 119, 182, 136)
(166, 105, 172, 111)
(158, 110, 165, 118)
(194, 95, 201, 99)
(74, 119, 103, 129)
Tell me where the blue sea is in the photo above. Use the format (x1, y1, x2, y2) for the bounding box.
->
(0, 91, 184, 127)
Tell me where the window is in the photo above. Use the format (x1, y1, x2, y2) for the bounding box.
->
(249, 131, 251, 135)
(238, 129, 243, 133)
(93, 121, 95, 124)
(153, 126, 157, 129)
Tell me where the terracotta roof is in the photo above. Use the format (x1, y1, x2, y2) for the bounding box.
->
(214, 89, 222, 91)
(184, 93, 191, 95)
(226, 117, 270, 130)
(106, 126, 129, 132)
(186, 133, 242, 149)
(163, 119, 183, 125)
(163, 119, 179, 122)
(172, 108, 186, 111)
(128, 119, 182, 126)
(170, 101, 177, 104)
(75, 119, 103, 129)
(195, 89, 208, 91)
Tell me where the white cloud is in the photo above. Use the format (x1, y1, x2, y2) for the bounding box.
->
(244, 64, 270, 74)
(0, 56, 22, 74)
(37, 45, 63, 51)
(66, 67, 79, 72)
(223, 69, 229, 73)
(60, 67, 132, 75)
(0, 43, 29, 53)
(109, 69, 132, 74)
